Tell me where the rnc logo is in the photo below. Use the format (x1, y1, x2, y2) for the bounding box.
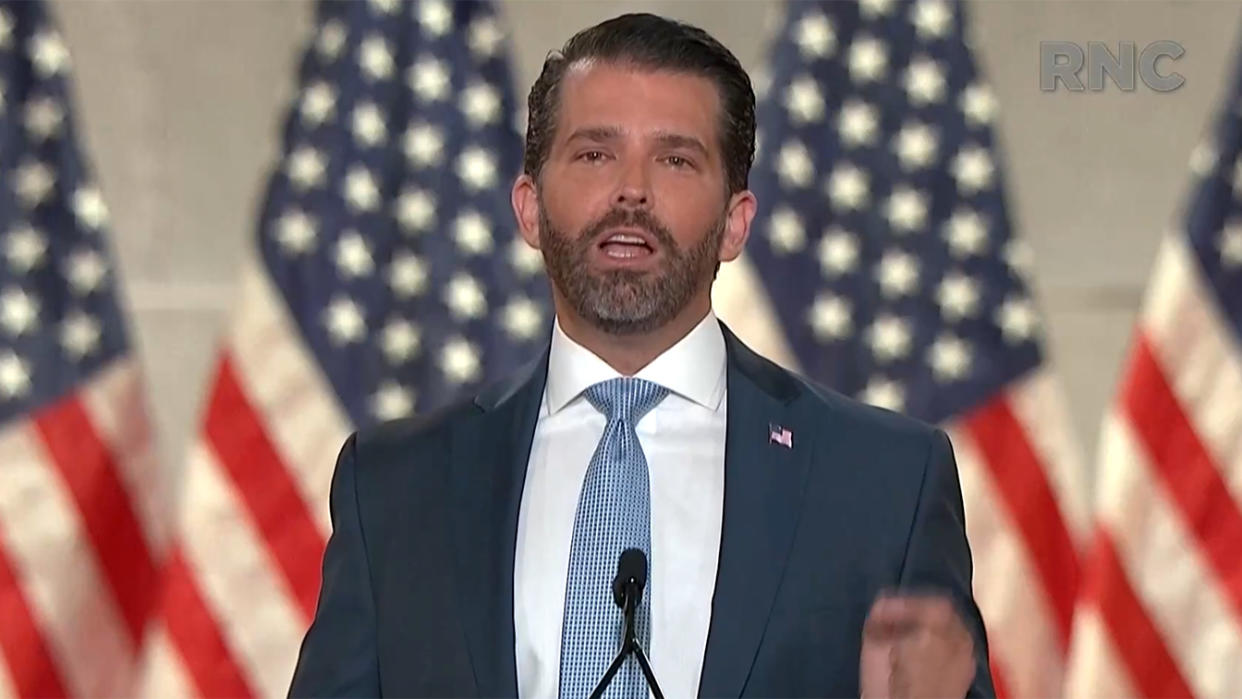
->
(1040, 40, 1185, 92)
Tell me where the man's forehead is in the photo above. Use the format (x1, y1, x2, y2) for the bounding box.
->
(559, 59, 718, 94)
(554, 61, 721, 135)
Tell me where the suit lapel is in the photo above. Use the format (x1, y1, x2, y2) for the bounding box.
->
(450, 348, 547, 697)
(698, 325, 815, 697)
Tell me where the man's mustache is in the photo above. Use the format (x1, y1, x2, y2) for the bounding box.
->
(578, 208, 678, 252)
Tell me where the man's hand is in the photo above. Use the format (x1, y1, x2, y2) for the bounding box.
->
(859, 591, 976, 699)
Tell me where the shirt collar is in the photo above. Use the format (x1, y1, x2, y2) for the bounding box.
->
(544, 310, 727, 415)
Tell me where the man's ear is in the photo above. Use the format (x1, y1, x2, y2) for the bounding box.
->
(512, 173, 542, 250)
(718, 189, 757, 263)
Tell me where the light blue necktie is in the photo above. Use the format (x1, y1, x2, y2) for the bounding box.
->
(559, 377, 668, 699)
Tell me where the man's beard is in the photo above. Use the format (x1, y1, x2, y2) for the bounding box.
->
(538, 203, 724, 336)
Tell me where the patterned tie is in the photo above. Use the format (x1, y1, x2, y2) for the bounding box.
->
(559, 377, 668, 699)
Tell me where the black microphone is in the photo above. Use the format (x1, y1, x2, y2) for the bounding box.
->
(613, 548, 647, 610)
(590, 548, 663, 699)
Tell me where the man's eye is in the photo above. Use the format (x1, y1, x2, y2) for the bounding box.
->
(666, 155, 692, 168)
(579, 151, 606, 162)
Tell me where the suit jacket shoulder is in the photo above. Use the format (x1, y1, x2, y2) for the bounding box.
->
(725, 322, 944, 460)
(798, 372, 939, 442)
(352, 396, 479, 470)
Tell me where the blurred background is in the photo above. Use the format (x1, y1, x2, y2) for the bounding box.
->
(52, 0, 1242, 469)
(3, 1, 1240, 698)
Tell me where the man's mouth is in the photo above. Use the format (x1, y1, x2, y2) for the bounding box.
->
(597, 229, 657, 259)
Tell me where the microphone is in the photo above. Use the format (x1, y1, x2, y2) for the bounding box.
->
(589, 548, 664, 699)
(613, 548, 647, 609)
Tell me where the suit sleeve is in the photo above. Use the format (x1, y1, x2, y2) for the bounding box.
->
(288, 434, 381, 698)
(899, 429, 996, 698)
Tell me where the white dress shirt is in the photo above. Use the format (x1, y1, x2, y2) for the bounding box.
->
(514, 311, 727, 698)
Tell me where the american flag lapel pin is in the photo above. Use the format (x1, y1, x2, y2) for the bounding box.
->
(769, 422, 793, 448)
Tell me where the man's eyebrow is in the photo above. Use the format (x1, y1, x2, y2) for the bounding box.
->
(653, 131, 710, 157)
(563, 127, 710, 158)
(564, 126, 623, 143)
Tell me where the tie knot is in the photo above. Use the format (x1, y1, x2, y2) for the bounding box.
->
(583, 377, 668, 423)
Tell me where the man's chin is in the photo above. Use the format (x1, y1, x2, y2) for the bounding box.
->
(589, 267, 653, 285)
(580, 299, 666, 335)
(585, 314, 664, 336)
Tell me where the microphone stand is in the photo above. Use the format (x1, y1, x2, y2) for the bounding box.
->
(588, 579, 664, 699)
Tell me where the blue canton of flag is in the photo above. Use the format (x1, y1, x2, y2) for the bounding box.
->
(1181, 88, 1242, 344)
(747, 0, 1042, 424)
(257, 0, 551, 426)
(0, 0, 131, 425)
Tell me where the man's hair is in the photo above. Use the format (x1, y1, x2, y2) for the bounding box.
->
(522, 13, 756, 195)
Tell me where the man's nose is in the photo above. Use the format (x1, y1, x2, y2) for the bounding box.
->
(614, 160, 652, 208)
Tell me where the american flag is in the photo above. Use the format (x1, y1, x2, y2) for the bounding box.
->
(138, 0, 549, 696)
(1065, 37, 1242, 699)
(768, 423, 793, 448)
(714, 1, 1088, 695)
(0, 1, 164, 697)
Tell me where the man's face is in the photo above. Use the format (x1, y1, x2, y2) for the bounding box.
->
(515, 61, 752, 335)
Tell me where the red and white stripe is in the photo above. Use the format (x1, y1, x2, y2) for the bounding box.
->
(717, 254, 1089, 699)
(0, 359, 162, 698)
(140, 260, 350, 698)
(1066, 233, 1242, 698)
(946, 368, 1089, 699)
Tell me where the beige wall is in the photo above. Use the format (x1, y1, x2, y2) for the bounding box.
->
(50, 0, 1242, 470)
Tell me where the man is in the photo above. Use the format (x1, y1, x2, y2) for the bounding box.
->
(290, 13, 993, 699)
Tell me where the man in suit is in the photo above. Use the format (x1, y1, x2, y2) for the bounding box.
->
(291, 12, 994, 699)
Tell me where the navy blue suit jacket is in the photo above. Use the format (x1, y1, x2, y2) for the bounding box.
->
(289, 323, 995, 697)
